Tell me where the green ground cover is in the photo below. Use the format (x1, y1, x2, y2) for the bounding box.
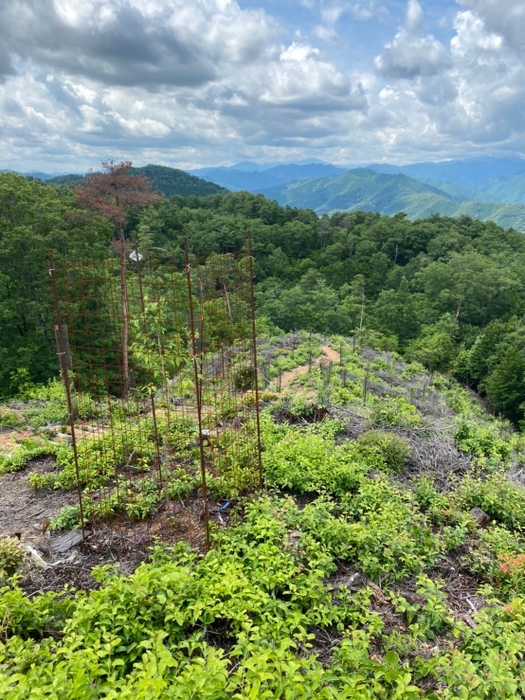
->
(2, 334, 525, 697)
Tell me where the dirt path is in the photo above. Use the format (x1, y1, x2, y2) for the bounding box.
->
(0, 458, 78, 543)
(320, 345, 340, 363)
(279, 345, 340, 389)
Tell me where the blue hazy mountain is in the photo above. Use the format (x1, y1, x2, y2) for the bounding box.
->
(9, 155, 525, 229)
(477, 172, 525, 204)
(1, 169, 74, 180)
(187, 162, 346, 190)
(364, 157, 525, 189)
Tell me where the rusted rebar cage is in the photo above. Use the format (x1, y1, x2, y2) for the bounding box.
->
(50, 240, 262, 546)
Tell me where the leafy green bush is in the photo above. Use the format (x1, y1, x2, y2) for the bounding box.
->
(0, 537, 25, 578)
(297, 484, 442, 582)
(0, 498, 363, 698)
(371, 397, 424, 429)
(446, 383, 486, 419)
(401, 362, 426, 379)
(457, 473, 525, 530)
(49, 505, 82, 532)
(389, 574, 455, 640)
(0, 408, 25, 430)
(264, 421, 372, 495)
(429, 599, 525, 698)
(0, 442, 58, 475)
(411, 474, 446, 512)
(356, 430, 410, 473)
(33, 415, 185, 491)
(455, 422, 511, 464)
(465, 524, 525, 596)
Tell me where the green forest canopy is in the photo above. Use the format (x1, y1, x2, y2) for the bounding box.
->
(2, 170, 525, 423)
(46, 164, 228, 198)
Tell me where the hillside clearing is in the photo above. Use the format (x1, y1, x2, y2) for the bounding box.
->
(2, 333, 525, 698)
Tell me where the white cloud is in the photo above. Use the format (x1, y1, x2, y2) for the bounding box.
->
(451, 10, 502, 56)
(406, 0, 423, 32)
(258, 43, 366, 111)
(348, 2, 388, 21)
(0, 0, 280, 87)
(320, 4, 345, 25)
(0, 0, 372, 169)
(1, 0, 525, 170)
(457, 0, 525, 52)
(374, 0, 449, 78)
(445, 11, 525, 142)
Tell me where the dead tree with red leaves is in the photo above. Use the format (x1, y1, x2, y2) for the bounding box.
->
(75, 160, 163, 398)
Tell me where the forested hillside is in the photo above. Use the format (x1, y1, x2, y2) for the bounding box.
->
(47, 165, 228, 198)
(479, 172, 525, 204)
(5, 170, 525, 697)
(3, 170, 525, 423)
(257, 168, 525, 229)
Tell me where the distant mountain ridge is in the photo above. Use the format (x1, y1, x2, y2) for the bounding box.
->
(46, 164, 228, 198)
(1, 169, 73, 180)
(363, 157, 525, 188)
(191, 155, 525, 204)
(258, 168, 452, 212)
(187, 162, 346, 191)
(477, 172, 525, 204)
(257, 167, 525, 231)
(9, 156, 525, 230)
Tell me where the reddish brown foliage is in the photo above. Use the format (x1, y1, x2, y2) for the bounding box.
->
(75, 159, 163, 229)
(498, 554, 525, 575)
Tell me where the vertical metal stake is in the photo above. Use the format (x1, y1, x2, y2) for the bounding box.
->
(184, 239, 210, 550)
(135, 255, 163, 492)
(247, 231, 264, 490)
(49, 252, 85, 539)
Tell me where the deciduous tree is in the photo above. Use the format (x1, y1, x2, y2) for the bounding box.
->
(0, 172, 110, 396)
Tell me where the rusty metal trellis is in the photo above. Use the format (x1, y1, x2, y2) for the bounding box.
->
(49, 239, 263, 548)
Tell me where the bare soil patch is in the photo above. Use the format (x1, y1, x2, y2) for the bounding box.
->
(20, 501, 212, 596)
(1, 457, 215, 594)
(280, 363, 311, 388)
(319, 345, 340, 363)
(278, 345, 341, 390)
(0, 458, 78, 543)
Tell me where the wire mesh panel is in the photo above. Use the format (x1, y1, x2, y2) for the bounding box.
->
(50, 241, 262, 546)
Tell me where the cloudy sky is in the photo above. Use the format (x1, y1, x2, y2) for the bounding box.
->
(1, 0, 524, 171)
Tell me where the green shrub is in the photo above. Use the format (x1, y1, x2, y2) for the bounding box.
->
(465, 524, 525, 595)
(455, 422, 511, 464)
(371, 397, 424, 429)
(0, 537, 25, 578)
(297, 486, 441, 582)
(457, 473, 525, 530)
(233, 366, 256, 391)
(401, 362, 426, 379)
(0, 408, 25, 430)
(370, 357, 389, 371)
(264, 422, 371, 495)
(49, 505, 82, 532)
(411, 474, 445, 511)
(356, 430, 410, 473)
(430, 599, 525, 697)
(0, 443, 58, 475)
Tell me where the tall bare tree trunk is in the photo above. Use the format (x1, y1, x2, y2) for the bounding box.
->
(119, 225, 129, 398)
(450, 301, 462, 338)
(74, 160, 163, 398)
